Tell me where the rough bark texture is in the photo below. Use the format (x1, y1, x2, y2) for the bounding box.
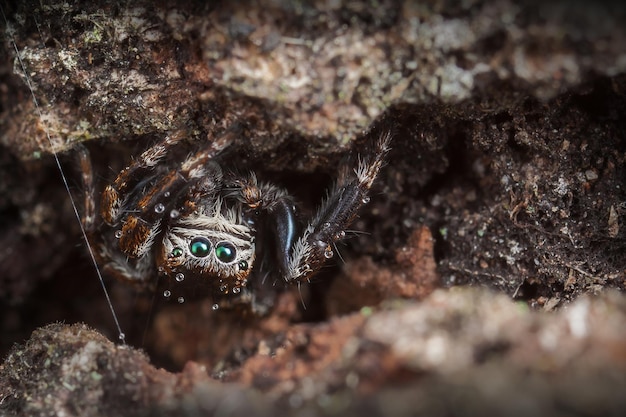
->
(1, 0, 625, 416)
(2, 291, 626, 416)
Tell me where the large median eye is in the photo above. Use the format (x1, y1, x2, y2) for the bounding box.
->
(189, 237, 211, 258)
(215, 241, 237, 263)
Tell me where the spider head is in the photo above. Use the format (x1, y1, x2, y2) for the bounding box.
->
(158, 202, 255, 295)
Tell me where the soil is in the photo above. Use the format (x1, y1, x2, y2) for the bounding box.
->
(1, 1, 625, 416)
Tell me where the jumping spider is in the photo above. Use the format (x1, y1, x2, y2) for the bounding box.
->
(77, 130, 391, 313)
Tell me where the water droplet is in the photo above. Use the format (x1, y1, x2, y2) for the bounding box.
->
(157, 266, 165, 273)
(177, 296, 185, 304)
(362, 196, 370, 204)
(154, 203, 165, 213)
(324, 248, 334, 259)
(114, 230, 123, 239)
(315, 240, 327, 249)
(336, 230, 346, 239)
(118, 333, 126, 342)
(212, 303, 219, 311)
(323, 222, 331, 229)
(233, 287, 241, 294)
(170, 209, 180, 219)
(219, 284, 228, 293)
(164, 191, 170, 198)
(175, 272, 185, 282)
(163, 290, 171, 298)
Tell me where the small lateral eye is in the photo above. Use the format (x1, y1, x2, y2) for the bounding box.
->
(215, 241, 237, 263)
(171, 247, 184, 258)
(189, 237, 211, 257)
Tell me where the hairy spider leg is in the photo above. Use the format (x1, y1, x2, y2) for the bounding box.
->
(76, 144, 96, 229)
(104, 134, 232, 259)
(99, 131, 188, 226)
(285, 130, 392, 283)
(76, 143, 154, 284)
(77, 132, 232, 285)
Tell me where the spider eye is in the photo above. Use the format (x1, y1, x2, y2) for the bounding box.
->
(189, 237, 211, 257)
(215, 241, 236, 263)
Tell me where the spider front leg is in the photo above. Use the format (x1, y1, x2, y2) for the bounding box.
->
(75, 143, 154, 284)
(286, 131, 392, 283)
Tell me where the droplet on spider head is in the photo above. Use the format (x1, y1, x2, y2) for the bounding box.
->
(114, 230, 123, 239)
(164, 191, 170, 198)
(336, 230, 346, 239)
(154, 203, 165, 213)
(118, 333, 126, 342)
(163, 290, 171, 299)
(362, 196, 371, 204)
(314, 240, 327, 249)
(177, 296, 185, 304)
(323, 222, 331, 229)
(324, 248, 334, 259)
(219, 284, 228, 293)
(175, 272, 185, 282)
(169, 209, 180, 219)
(233, 287, 241, 294)
(212, 303, 220, 311)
